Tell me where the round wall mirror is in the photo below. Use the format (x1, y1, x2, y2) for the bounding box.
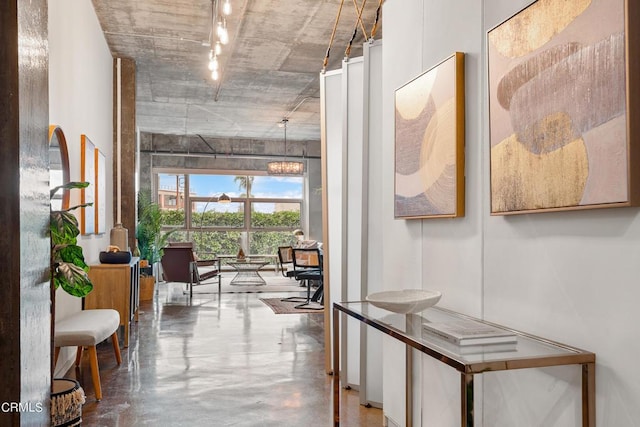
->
(49, 125, 70, 210)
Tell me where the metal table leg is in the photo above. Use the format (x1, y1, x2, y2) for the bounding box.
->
(461, 373, 474, 427)
(333, 306, 340, 426)
(582, 362, 596, 427)
(406, 345, 413, 427)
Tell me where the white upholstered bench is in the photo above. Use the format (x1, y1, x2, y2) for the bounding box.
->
(54, 309, 122, 401)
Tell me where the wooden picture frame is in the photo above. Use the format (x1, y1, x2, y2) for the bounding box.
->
(80, 135, 96, 235)
(394, 52, 465, 219)
(487, 0, 640, 215)
(95, 148, 106, 234)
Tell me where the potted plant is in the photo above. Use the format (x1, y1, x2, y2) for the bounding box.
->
(136, 191, 176, 300)
(50, 181, 93, 297)
(49, 181, 93, 426)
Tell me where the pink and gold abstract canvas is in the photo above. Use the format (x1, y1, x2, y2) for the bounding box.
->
(394, 52, 465, 219)
(488, 0, 630, 214)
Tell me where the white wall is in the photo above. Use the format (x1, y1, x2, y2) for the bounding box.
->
(49, 0, 114, 375)
(376, 0, 640, 426)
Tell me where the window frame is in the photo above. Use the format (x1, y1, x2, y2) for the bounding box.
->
(153, 169, 305, 236)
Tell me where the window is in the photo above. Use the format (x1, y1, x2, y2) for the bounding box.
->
(157, 174, 186, 226)
(192, 200, 244, 229)
(251, 202, 301, 229)
(154, 172, 304, 255)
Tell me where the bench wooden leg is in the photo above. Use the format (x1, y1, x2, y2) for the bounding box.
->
(88, 345, 102, 401)
(111, 332, 122, 365)
(75, 346, 83, 366)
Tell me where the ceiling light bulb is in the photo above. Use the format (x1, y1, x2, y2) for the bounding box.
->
(211, 69, 219, 81)
(215, 41, 222, 56)
(211, 56, 219, 71)
(216, 21, 224, 38)
(223, 0, 232, 15)
(220, 31, 229, 45)
(218, 19, 229, 44)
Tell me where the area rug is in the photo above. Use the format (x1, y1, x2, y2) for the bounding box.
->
(260, 298, 324, 314)
(174, 274, 306, 294)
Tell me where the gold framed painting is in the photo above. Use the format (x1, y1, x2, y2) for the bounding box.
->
(95, 148, 106, 234)
(80, 134, 95, 235)
(488, 0, 640, 215)
(394, 52, 465, 219)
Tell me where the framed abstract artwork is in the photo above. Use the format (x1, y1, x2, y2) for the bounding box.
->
(488, 0, 640, 215)
(80, 135, 96, 235)
(394, 52, 465, 219)
(95, 148, 106, 234)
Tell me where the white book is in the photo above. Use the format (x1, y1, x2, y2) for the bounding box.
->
(422, 319, 517, 346)
(431, 338, 518, 355)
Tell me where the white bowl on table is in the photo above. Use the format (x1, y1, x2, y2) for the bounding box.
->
(365, 289, 442, 314)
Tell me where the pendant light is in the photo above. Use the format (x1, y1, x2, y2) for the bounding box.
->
(267, 119, 304, 175)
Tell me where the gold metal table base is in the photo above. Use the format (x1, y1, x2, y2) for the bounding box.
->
(332, 303, 595, 427)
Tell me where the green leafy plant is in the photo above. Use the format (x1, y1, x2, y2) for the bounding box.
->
(137, 191, 177, 265)
(50, 182, 93, 297)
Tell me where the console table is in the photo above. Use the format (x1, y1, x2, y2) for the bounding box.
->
(332, 302, 595, 427)
(84, 257, 140, 347)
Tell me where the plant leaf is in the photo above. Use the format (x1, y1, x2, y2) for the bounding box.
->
(55, 262, 93, 297)
(59, 245, 89, 270)
(50, 181, 90, 199)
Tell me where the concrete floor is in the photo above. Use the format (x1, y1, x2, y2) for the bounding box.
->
(67, 280, 382, 426)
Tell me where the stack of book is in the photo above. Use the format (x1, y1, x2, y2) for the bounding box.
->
(422, 319, 517, 354)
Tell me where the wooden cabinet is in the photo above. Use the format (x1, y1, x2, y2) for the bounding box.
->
(84, 257, 140, 347)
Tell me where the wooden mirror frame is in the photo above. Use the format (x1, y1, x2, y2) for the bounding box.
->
(48, 125, 71, 210)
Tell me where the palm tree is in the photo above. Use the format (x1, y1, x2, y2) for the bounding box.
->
(234, 175, 254, 197)
(233, 176, 255, 252)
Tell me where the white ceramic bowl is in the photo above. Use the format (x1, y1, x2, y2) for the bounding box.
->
(365, 289, 442, 314)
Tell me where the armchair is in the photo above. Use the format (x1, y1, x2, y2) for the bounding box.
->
(160, 243, 221, 299)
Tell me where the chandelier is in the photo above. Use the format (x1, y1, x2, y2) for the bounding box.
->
(267, 119, 304, 176)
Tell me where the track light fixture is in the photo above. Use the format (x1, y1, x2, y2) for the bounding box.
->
(208, 0, 232, 81)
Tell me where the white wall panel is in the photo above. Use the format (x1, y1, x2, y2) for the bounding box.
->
(363, 40, 384, 405)
(381, 1, 425, 424)
(344, 58, 364, 388)
(321, 70, 343, 367)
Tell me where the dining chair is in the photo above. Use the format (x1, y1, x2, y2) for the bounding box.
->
(290, 248, 323, 310)
(277, 246, 297, 279)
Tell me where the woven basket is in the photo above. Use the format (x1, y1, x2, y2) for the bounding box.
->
(51, 378, 85, 427)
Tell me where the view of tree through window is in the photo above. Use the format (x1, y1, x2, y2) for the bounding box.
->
(156, 173, 303, 255)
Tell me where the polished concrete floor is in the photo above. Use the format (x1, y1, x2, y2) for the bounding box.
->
(67, 280, 382, 426)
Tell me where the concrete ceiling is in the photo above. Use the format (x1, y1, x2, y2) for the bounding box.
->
(91, 0, 382, 142)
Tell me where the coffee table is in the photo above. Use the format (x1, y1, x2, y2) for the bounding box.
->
(227, 259, 269, 285)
